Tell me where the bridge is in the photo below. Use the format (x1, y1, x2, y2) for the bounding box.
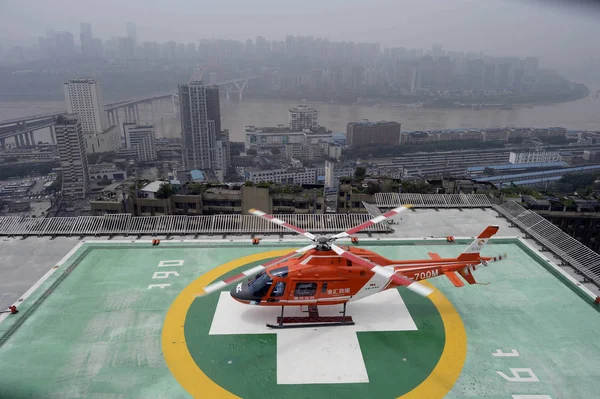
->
(0, 73, 263, 148)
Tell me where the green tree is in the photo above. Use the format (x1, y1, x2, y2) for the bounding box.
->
(155, 182, 175, 199)
(354, 167, 366, 181)
(187, 182, 206, 195)
(365, 181, 381, 195)
(401, 181, 432, 194)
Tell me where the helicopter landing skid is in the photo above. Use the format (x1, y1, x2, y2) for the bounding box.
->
(266, 303, 355, 329)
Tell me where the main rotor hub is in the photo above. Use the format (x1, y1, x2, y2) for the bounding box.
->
(315, 236, 332, 251)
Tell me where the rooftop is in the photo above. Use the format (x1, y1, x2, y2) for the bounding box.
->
(289, 105, 316, 112)
(473, 164, 600, 182)
(190, 170, 206, 182)
(140, 180, 166, 193)
(348, 120, 401, 127)
(468, 161, 569, 172)
(0, 204, 599, 398)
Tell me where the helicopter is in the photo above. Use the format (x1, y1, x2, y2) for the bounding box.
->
(197, 204, 506, 328)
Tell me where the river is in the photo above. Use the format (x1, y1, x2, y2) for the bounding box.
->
(1, 93, 599, 145)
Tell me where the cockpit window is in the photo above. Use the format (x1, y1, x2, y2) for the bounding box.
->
(271, 282, 286, 297)
(248, 271, 273, 297)
(270, 266, 289, 278)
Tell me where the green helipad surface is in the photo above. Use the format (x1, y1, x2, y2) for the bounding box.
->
(0, 240, 599, 399)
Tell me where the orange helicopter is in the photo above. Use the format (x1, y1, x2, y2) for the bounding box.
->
(198, 205, 506, 328)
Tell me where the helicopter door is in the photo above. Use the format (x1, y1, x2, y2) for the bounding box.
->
(271, 282, 286, 297)
(293, 282, 318, 301)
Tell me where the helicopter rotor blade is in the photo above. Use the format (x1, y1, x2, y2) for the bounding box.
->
(196, 243, 317, 297)
(330, 243, 433, 297)
(248, 208, 317, 241)
(331, 204, 412, 239)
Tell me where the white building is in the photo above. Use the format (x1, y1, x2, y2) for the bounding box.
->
(140, 181, 165, 199)
(244, 167, 318, 185)
(325, 161, 355, 188)
(245, 125, 332, 152)
(123, 123, 157, 161)
(63, 79, 107, 134)
(328, 143, 342, 160)
(54, 114, 90, 199)
(84, 125, 120, 154)
(214, 140, 228, 182)
(509, 151, 563, 164)
(289, 105, 318, 131)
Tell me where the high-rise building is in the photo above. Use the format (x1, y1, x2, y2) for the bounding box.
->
(54, 31, 77, 57)
(346, 120, 401, 147)
(83, 125, 120, 154)
(63, 79, 107, 134)
(54, 114, 90, 199)
(205, 85, 221, 139)
(126, 22, 137, 43)
(289, 105, 318, 130)
(179, 81, 221, 170)
(80, 23, 93, 56)
(123, 123, 157, 161)
(214, 129, 231, 182)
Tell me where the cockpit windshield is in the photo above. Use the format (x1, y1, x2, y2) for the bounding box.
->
(248, 271, 273, 297)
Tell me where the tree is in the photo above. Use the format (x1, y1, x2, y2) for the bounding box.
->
(354, 167, 366, 181)
(365, 181, 381, 195)
(155, 182, 175, 199)
(401, 181, 431, 194)
(187, 182, 206, 195)
(557, 172, 600, 194)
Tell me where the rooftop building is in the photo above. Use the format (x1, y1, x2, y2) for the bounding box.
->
(123, 124, 157, 161)
(347, 120, 401, 147)
(54, 114, 90, 199)
(245, 125, 333, 151)
(288, 105, 318, 131)
(63, 78, 107, 134)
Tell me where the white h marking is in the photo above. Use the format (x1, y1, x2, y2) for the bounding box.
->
(209, 290, 417, 384)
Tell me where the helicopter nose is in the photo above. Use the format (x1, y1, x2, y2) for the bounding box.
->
(230, 282, 258, 303)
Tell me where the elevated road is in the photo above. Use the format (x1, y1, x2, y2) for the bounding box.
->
(0, 74, 264, 145)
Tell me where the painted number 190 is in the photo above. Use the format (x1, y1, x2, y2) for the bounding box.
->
(147, 260, 184, 289)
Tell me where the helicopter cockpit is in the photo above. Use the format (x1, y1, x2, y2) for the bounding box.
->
(230, 266, 289, 304)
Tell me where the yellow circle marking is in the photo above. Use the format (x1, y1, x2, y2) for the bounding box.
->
(162, 249, 467, 399)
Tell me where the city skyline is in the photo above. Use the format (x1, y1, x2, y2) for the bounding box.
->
(2, 0, 600, 68)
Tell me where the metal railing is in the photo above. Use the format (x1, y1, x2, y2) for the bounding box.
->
(494, 200, 600, 287)
(372, 193, 492, 208)
(0, 213, 391, 237)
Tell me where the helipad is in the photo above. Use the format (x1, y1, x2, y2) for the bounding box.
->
(0, 208, 599, 399)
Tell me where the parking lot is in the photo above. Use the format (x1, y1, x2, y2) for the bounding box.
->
(0, 176, 56, 217)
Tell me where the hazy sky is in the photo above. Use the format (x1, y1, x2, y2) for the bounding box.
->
(1, 0, 599, 67)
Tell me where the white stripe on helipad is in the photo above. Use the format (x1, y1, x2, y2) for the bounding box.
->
(0, 241, 85, 325)
(209, 289, 417, 384)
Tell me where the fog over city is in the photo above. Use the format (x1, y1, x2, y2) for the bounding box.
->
(2, 0, 600, 69)
(2, 3, 600, 397)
